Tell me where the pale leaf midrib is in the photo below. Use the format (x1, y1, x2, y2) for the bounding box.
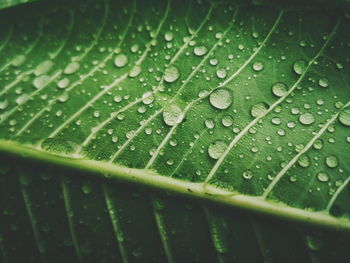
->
(0, 140, 349, 232)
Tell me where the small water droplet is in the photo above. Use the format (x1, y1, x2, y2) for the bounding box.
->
(205, 118, 215, 129)
(12, 55, 26, 67)
(33, 75, 50, 89)
(57, 78, 70, 89)
(216, 68, 227, 79)
(221, 115, 233, 127)
(129, 65, 141, 78)
(242, 169, 253, 180)
(318, 78, 329, 88)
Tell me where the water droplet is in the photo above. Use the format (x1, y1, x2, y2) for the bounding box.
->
(194, 45, 207, 56)
(252, 61, 263, 72)
(205, 118, 215, 129)
(316, 171, 329, 182)
(82, 181, 93, 194)
(313, 139, 323, 150)
(33, 75, 50, 89)
(216, 68, 227, 79)
(208, 140, 227, 160)
(57, 78, 70, 89)
(129, 65, 141, 78)
(64, 61, 80, 75)
(298, 155, 310, 167)
(242, 169, 253, 180)
(164, 66, 179, 83)
(34, 60, 54, 76)
(221, 115, 233, 127)
(142, 92, 154, 105)
(271, 82, 288, 97)
(209, 58, 218, 66)
(338, 107, 350, 126)
(293, 59, 307, 75)
(318, 78, 329, 88)
(0, 100, 8, 110)
(209, 89, 232, 110)
(299, 113, 314, 125)
(164, 31, 173, 41)
(12, 55, 26, 67)
(325, 155, 338, 168)
(250, 102, 268, 118)
(114, 54, 128, 68)
(163, 104, 184, 126)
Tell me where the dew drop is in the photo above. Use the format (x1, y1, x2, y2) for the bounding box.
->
(164, 66, 179, 83)
(338, 107, 350, 126)
(221, 115, 233, 127)
(252, 61, 263, 72)
(299, 113, 314, 125)
(216, 68, 227, 79)
(208, 140, 227, 160)
(164, 31, 173, 41)
(297, 155, 310, 168)
(318, 78, 329, 88)
(316, 171, 329, 183)
(114, 54, 128, 68)
(33, 75, 50, 89)
(194, 45, 207, 56)
(64, 61, 80, 75)
(35, 60, 54, 76)
(293, 59, 307, 75)
(12, 55, 26, 67)
(57, 78, 70, 89)
(129, 65, 141, 78)
(163, 104, 184, 126)
(0, 100, 8, 110)
(142, 92, 154, 105)
(209, 89, 232, 110)
(205, 118, 215, 129)
(242, 169, 253, 180)
(271, 82, 288, 97)
(250, 102, 268, 118)
(325, 155, 338, 168)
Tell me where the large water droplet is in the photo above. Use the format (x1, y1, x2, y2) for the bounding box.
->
(194, 45, 207, 56)
(33, 75, 50, 89)
(338, 107, 350, 126)
(316, 171, 329, 182)
(114, 54, 128, 68)
(216, 68, 227, 79)
(163, 104, 184, 126)
(318, 78, 329, 88)
(35, 60, 54, 76)
(250, 102, 268, 118)
(293, 59, 307, 75)
(299, 113, 314, 125)
(142, 92, 154, 105)
(209, 89, 232, 110)
(271, 82, 288, 97)
(208, 140, 227, 159)
(164, 66, 179, 83)
(12, 55, 26, 67)
(325, 155, 338, 168)
(129, 65, 141, 78)
(64, 61, 80, 75)
(252, 61, 264, 72)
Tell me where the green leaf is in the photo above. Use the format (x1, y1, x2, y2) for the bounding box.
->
(0, 0, 39, 10)
(0, 0, 349, 262)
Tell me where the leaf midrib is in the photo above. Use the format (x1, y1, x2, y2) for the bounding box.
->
(1, 140, 349, 231)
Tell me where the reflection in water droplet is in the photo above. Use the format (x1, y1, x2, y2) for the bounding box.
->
(164, 66, 179, 83)
(209, 89, 232, 110)
(208, 141, 227, 160)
